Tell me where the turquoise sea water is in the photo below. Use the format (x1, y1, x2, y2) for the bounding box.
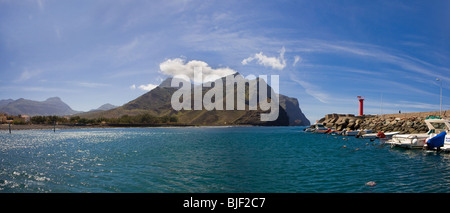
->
(1, 127, 450, 193)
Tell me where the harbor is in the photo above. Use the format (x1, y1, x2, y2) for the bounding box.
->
(306, 110, 450, 152)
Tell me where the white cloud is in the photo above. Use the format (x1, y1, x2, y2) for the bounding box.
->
(129, 83, 157, 91)
(138, 83, 157, 91)
(293, 55, 301, 66)
(242, 47, 286, 70)
(159, 58, 236, 83)
(16, 69, 42, 82)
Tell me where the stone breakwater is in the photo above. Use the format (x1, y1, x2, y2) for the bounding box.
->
(317, 110, 450, 134)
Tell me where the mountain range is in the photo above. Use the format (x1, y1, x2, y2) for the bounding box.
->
(0, 97, 117, 116)
(80, 73, 310, 126)
(0, 73, 310, 126)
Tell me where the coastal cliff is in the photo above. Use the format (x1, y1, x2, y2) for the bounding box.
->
(317, 110, 450, 134)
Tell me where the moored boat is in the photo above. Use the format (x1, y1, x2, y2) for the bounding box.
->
(343, 129, 372, 136)
(304, 123, 328, 133)
(309, 123, 328, 133)
(387, 117, 450, 149)
(344, 130, 359, 136)
(315, 128, 329, 134)
(423, 118, 450, 151)
(387, 134, 429, 149)
(361, 131, 400, 139)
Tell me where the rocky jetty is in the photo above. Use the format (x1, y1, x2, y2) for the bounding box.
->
(316, 110, 450, 134)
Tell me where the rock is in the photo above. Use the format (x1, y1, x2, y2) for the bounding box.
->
(365, 181, 377, 186)
(316, 113, 437, 134)
(347, 123, 355, 130)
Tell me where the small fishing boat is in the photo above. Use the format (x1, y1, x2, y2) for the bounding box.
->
(343, 129, 372, 136)
(315, 128, 329, 134)
(304, 123, 327, 133)
(329, 129, 342, 135)
(344, 130, 359, 136)
(361, 131, 400, 139)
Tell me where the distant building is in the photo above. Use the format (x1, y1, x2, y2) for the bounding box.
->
(20, 115, 31, 123)
(9, 115, 31, 124)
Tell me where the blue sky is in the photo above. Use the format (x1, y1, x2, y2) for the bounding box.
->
(1, 0, 449, 122)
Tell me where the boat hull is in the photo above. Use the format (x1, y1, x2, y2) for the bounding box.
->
(315, 130, 328, 134)
(437, 134, 450, 152)
(386, 134, 429, 149)
(344, 130, 372, 136)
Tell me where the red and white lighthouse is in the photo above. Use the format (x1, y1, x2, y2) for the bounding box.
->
(357, 96, 364, 116)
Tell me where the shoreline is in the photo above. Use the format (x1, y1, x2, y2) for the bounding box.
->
(0, 123, 194, 131)
(0, 123, 288, 131)
(0, 124, 112, 131)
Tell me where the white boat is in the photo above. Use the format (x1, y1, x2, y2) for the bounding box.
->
(343, 129, 372, 136)
(345, 130, 359, 136)
(387, 118, 450, 149)
(313, 123, 328, 134)
(423, 118, 450, 151)
(361, 131, 400, 139)
(387, 134, 430, 149)
(304, 123, 327, 133)
(360, 133, 377, 139)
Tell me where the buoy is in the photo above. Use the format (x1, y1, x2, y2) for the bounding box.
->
(342, 145, 347, 148)
(365, 181, 376, 186)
